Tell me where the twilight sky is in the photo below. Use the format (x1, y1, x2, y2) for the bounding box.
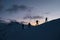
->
(0, 0, 60, 25)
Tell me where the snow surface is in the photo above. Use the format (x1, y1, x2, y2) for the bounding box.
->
(0, 19, 60, 40)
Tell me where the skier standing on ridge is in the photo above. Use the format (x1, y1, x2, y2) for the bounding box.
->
(22, 24, 24, 30)
(28, 23, 31, 28)
(45, 17, 48, 22)
(36, 20, 39, 25)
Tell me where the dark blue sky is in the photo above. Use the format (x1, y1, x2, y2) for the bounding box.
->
(0, 0, 60, 24)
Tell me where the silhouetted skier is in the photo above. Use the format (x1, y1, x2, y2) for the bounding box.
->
(45, 17, 48, 22)
(28, 23, 31, 28)
(36, 20, 39, 25)
(22, 24, 24, 30)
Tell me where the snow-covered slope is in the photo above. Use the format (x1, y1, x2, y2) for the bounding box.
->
(0, 18, 60, 40)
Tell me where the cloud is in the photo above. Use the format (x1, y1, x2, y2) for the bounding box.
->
(19, 5, 28, 10)
(0, 0, 1, 1)
(6, 5, 32, 12)
(0, 0, 4, 11)
(42, 12, 50, 15)
(6, 5, 18, 12)
(0, 5, 3, 11)
(20, 21, 28, 24)
(6, 8, 16, 12)
(23, 15, 44, 19)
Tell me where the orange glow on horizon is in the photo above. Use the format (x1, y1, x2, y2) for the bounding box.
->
(30, 19, 45, 26)
(20, 19, 45, 26)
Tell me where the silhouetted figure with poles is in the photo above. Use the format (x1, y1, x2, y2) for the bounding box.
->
(36, 20, 39, 25)
(22, 24, 24, 30)
(45, 17, 48, 22)
(28, 23, 31, 28)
